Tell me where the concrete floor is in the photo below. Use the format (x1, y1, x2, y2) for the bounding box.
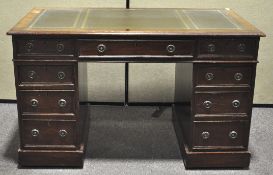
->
(0, 103, 272, 175)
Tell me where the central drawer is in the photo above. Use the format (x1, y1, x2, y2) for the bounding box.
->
(18, 90, 76, 114)
(78, 40, 194, 56)
(21, 119, 77, 149)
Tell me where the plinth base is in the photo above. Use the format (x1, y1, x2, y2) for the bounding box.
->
(172, 105, 250, 169)
(18, 105, 90, 167)
(18, 145, 85, 167)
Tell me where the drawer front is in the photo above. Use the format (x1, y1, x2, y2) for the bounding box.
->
(18, 65, 75, 85)
(21, 119, 77, 149)
(195, 64, 253, 86)
(18, 91, 75, 114)
(78, 40, 194, 56)
(198, 38, 258, 59)
(194, 91, 251, 114)
(16, 39, 74, 56)
(192, 120, 249, 150)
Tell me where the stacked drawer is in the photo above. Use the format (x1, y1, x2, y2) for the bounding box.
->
(13, 38, 79, 150)
(190, 38, 258, 151)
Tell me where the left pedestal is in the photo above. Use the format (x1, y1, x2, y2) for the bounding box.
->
(12, 37, 88, 167)
(18, 105, 90, 167)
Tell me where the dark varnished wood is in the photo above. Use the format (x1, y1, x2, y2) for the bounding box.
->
(195, 64, 253, 87)
(192, 120, 249, 151)
(18, 148, 85, 167)
(194, 91, 251, 115)
(197, 38, 259, 60)
(21, 119, 77, 150)
(8, 8, 265, 169)
(14, 61, 77, 90)
(18, 105, 89, 167)
(78, 40, 195, 56)
(12, 35, 260, 168)
(172, 37, 260, 168)
(17, 64, 75, 86)
(172, 105, 251, 168)
(16, 39, 75, 56)
(18, 90, 76, 114)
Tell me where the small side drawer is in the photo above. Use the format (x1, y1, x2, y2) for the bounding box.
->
(194, 91, 251, 114)
(195, 64, 253, 86)
(18, 90, 75, 114)
(192, 120, 249, 150)
(78, 40, 194, 56)
(198, 38, 258, 59)
(16, 39, 74, 56)
(21, 119, 77, 149)
(17, 65, 75, 85)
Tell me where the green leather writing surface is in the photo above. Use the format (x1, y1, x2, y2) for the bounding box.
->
(29, 8, 245, 31)
(30, 9, 83, 28)
(84, 9, 187, 30)
(182, 10, 243, 29)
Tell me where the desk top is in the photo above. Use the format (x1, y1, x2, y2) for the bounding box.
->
(8, 8, 265, 36)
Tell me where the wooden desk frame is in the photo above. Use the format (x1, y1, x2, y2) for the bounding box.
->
(8, 8, 265, 169)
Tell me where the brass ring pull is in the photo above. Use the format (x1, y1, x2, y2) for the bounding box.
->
(207, 43, 216, 53)
(203, 101, 212, 109)
(57, 71, 66, 80)
(238, 43, 246, 53)
(166, 44, 176, 53)
(30, 99, 38, 107)
(97, 44, 106, 53)
(205, 73, 214, 81)
(58, 99, 67, 107)
(229, 131, 238, 139)
(232, 100, 240, 108)
(234, 73, 243, 81)
(56, 43, 64, 52)
(31, 129, 39, 137)
(59, 130, 67, 137)
(28, 70, 36, 80)
(25, 42, 34, 52)
(201, 131, 210, 140)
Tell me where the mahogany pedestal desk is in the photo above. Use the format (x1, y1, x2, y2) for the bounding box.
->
(7, 8, 265, 168)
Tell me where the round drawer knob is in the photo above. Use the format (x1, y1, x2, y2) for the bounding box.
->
(30, 99, 38, 107)
(59, 130, 67, 137)
(58, 99, 67, 107)
(203, 101, 212, 109)
(57, 71, 66, 80)
(207, 43, 216, 53)
(31, 129, 39, 137)
(28, 70, 36, 80)
(205, 73, 214, 81)
(238, 43, 246, 53)
(25, 42, 34, 52)
(166, 44, 176, 53)
(232, 100, 240, 108)
(229, 131, 238, 139)
(97, 44, 106, 53)
(56, 43, 64, 52)
(201, 131, 210, 140)
(234, 73, 243, 81)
